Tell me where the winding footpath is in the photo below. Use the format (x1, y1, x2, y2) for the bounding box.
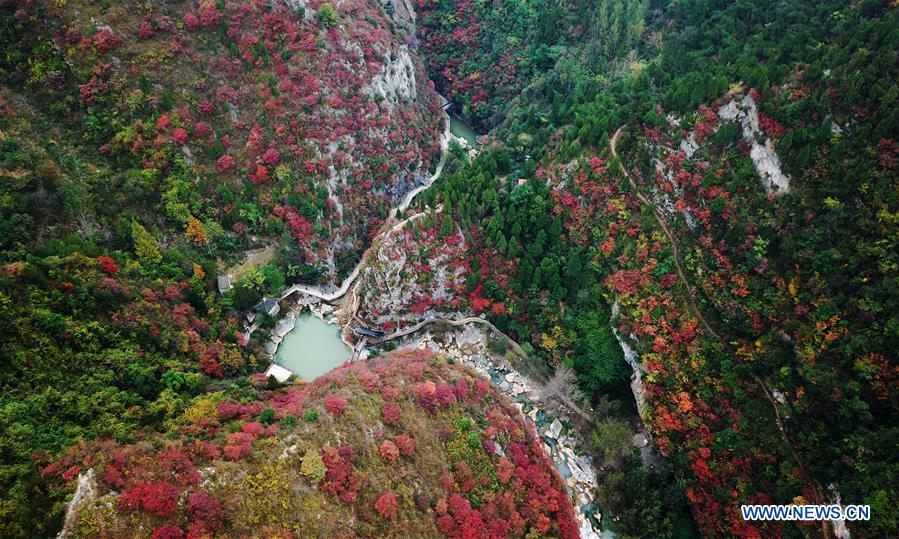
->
(610, 127, 719, 340)
(610, 127, 831, 538)
(278, 110, 451, 303)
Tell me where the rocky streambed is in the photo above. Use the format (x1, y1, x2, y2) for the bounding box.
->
(377, 323, 612, 539)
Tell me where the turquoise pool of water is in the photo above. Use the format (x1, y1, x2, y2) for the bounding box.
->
(449, 113, 479, 146)
(275, 314, 351, 381)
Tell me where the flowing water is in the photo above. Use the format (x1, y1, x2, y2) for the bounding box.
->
(275, 315, 351, 381)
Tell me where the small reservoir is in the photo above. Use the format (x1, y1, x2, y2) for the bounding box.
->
(449, 113, 479, 146)
(274, 314, 351, 381)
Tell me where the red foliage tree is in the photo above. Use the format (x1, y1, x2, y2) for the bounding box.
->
(375, 490, 398, 519)
(381, 402, 401, 426)
(216, 154, 236, 173)
(323, 394, 348, 416)
(138, 20, 154, 40)
(223, 432, 253, 460)
(241, 421, 265, 438)
(262, 147, 281, 166)
(92, 29, 120, 53)
(119, 480, 180, 518)
(97, 256, 119, 275)
(183, 13, 200, 31)
(187, 490, 224, 531)
(379, 440, 399, 463)
(151, 525, 184, 539)
(198, 5, 221, 28)
(394, 433, 415, 456)
(172, 128, 189, 145)
(321, 446, 363, 504)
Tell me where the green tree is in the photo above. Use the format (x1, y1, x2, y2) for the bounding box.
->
(131, 221, 161, 263)
(439, 214, 454, 237)
(318, 4, 339, 28)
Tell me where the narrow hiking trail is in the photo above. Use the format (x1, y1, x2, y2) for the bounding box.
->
(610, 127, 720, 341)
(610, 127, 831, 537)
(278, 105, 452, 304)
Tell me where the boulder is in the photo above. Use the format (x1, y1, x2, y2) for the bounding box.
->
(549, 418, 563, 439)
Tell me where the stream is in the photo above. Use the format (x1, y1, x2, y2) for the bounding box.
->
(257, 100, 612, 538)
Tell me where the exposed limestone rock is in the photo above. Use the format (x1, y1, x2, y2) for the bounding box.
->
(652, 155, 697, 230)
(282, 0, 314, 21)
(366, 46, 417, 105)
(274, 310, 297, 338)
(718, 95, 791, 194)
(549, 418, 563, 439)
(611, 300, 664, 471)
(58, 469, 97, 538)
(680, 132, 699, 159)
(455, 325, 481, 346)
(380, 0, 417, 32)
(579, 520, 600, 539)
(265, 363, 294, 383)
(772, 388, 787, 405)
(828, 483, 852, 539)
(633, 433, 648, 448)
(181, 144, 195, 166)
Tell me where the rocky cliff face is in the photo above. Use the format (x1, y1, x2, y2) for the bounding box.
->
(8, 0, 445, 282)
(380, 0, 417, 34)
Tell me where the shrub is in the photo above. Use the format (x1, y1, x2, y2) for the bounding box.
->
(216, 154, 236, 173)
(119, 481, 180, 518)
(151, 525, 184, 539)
(242, 421, 265, 437)
(318, 4, 339, 28)
(395, 433, 416, 456)
(324, 394, 348, 416)
(375, 490, 398, 519)
(187, 490, 224, 531)
(223, 432, 253, 460)
(97, 255, 119, 274)
(262, 148, 280, 166)
(321, 446, 363, 504)
(172, 128, 189, 145)
(301, 448, 327, 483)
(259, 407, 276, 425)
(379, 440, 399, 463)
(381, 402, 401, 426)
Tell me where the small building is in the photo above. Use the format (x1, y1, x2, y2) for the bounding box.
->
(516, 178, 527, 186)
(255, 297, 281, 317)
(264, 363, 293, 383)
(217, 274, 233, 294)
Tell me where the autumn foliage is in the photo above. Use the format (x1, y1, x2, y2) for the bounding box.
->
(48, 350, 578, 537)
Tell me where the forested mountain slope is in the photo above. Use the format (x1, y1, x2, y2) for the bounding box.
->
(0, 0, 441, 534)
(0, 0, 896, 537)
(410, 0, 898, 536)
(46, 349, 579, 538)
